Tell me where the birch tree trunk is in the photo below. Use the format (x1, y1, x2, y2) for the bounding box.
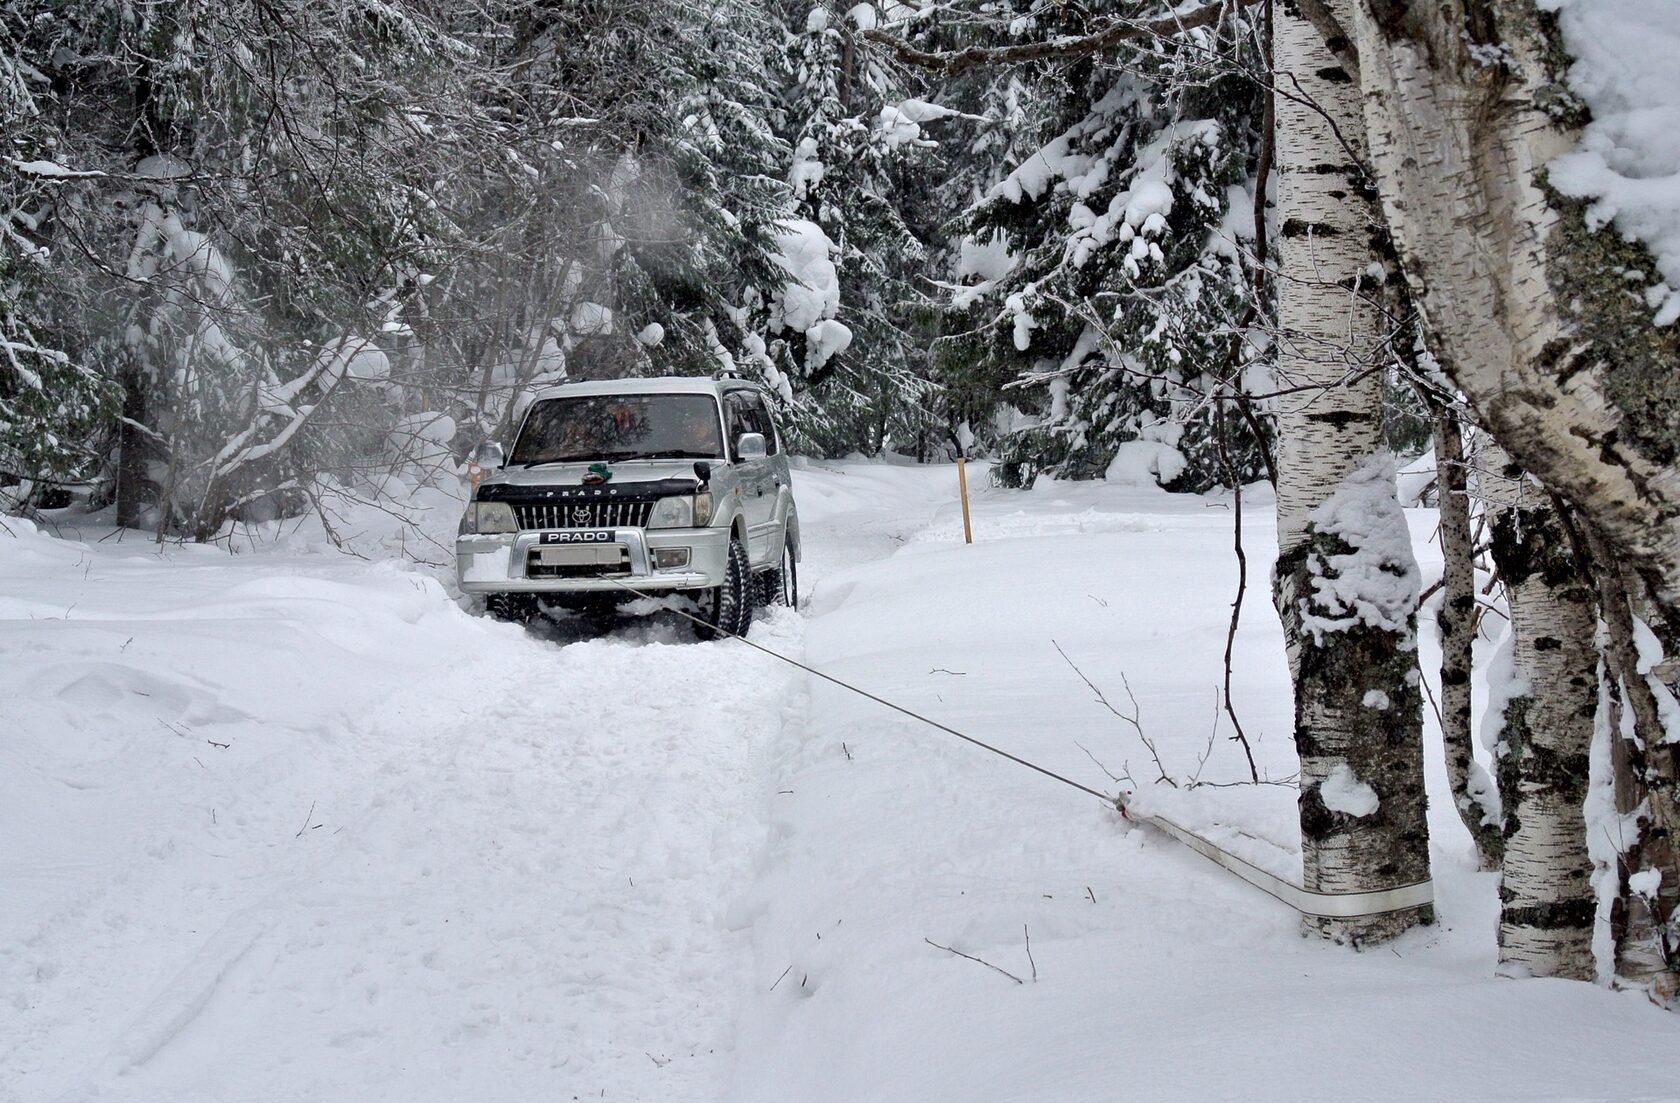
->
(1480, 440, 1596, 979)
(1433, 407, 1502, 868)
(1271, 0, 1432, 944)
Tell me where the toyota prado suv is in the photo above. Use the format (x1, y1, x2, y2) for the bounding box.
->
(456, 376, 800, 638)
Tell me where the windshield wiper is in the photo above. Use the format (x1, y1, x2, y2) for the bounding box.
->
(635, 449, 720, 460)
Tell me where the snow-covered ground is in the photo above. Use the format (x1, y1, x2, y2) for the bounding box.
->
(6, 461, 1680, 1102)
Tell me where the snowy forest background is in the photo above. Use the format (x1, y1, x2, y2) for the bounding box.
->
(1, 0, 1297, 536)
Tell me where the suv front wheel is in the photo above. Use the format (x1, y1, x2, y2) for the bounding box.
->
(758, 540, 798, 608)
(485, 592, 537, 624)
(692, 537, 753, 640)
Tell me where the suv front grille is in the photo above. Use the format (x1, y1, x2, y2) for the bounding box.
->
(513, 500, 655, 530)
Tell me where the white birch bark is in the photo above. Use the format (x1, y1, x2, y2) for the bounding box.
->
(1479, 440, 1596, 980)
(1271, 0, 1432, 944)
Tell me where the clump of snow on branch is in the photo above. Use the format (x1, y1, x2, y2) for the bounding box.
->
(571, 301, 614, 336)
(878, 98, 960, 150)
(770, 219, 852, 372)
(1300, 454, 1422, 642)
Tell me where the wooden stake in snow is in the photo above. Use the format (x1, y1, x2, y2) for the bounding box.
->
(956, 456, 974, 545)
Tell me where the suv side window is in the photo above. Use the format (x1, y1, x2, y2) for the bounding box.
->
(724, 393, 750, 456)
(725, 390, 778, 456)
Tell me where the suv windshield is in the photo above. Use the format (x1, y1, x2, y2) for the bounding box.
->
(511, 393, 725, 466)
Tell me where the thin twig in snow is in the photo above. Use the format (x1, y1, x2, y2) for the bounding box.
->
(1024, 925, 1037, 982)
(924, 938, 1024, 984)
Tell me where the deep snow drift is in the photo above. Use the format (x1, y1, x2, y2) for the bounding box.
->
(5, 461, 1679, 1102)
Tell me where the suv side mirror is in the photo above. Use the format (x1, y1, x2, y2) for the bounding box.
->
(471, 441, 506, 470)
(735, 432, 768, 461)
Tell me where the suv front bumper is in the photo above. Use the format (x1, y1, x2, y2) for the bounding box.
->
(456, 526, 730, 595)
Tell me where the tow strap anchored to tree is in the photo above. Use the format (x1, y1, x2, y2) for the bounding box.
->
(598, 577, 1435, 926)
(1115, 795, 1436, 920)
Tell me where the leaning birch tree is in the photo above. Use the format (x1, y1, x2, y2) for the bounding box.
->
(1268, 0, 1432, 943)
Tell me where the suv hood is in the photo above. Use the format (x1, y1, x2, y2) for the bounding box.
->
(479, 458, 713, 493)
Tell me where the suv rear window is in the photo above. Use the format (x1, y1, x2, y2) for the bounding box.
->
(511, 394, 725, 465)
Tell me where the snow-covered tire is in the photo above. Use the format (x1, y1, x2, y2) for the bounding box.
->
(693, 538, 752, 640)
(485, 592, 537, 624)
(757, 539, 798, 609)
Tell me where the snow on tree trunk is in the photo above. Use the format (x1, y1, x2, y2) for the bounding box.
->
(1434, 410, 1502, 869)
(1480, 440, 1596, 980)
(1271, 0, 1432, 944)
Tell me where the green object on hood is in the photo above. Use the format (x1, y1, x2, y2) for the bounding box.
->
(588, 461, 613, 482)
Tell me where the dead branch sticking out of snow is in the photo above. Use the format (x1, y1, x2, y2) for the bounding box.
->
(924, 938, 1024, 985)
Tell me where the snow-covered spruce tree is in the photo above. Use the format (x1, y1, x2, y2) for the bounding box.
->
(934, 7, 1269, 490)
(442, 0, 819, 454)
(0, 37, 116, 503)
(1477, 439, 1596, 980)
(743, 0, 940, 455)
(1348, 0, 1680, 990)
(1270, 0, 1432, 942)
(646, 0, 795, 381)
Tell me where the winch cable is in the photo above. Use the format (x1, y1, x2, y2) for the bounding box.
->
(597, 577, 1435, 922)
(601, 577, 1112, 802)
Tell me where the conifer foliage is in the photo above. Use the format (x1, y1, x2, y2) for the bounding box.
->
(935, 9, 1270, 489)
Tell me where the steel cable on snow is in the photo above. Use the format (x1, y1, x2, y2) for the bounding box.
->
(596, 578, 1434, 922)
(602, 578, 1114, 802)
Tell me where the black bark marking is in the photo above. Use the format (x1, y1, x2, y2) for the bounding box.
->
(1499, 897, 1597, 932)
(1305, 410, 1373, 429)
(1281, 218, 1342, 238)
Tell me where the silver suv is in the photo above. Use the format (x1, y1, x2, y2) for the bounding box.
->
(456, 376, 800, 638)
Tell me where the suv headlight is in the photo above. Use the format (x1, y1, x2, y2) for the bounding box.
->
(648, 495, 694, 528)
(647, 493, 714, 529)
(462, 500, 517, 535)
